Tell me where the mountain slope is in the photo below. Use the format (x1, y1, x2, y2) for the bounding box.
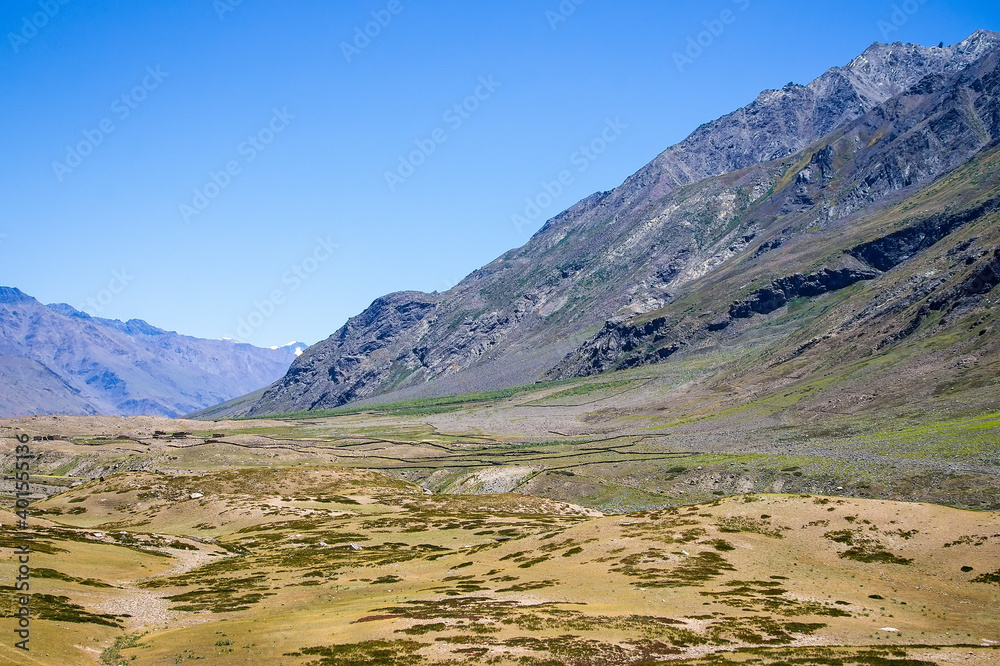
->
(552, 42, 1000, 377)
(0, 354, 98, 416)
(618, 30, 1000, 205)
(0, 288, 303, 417)
(245, 31, 1000, 417)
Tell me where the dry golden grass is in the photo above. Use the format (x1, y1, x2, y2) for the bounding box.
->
(1, 461, 998, 665)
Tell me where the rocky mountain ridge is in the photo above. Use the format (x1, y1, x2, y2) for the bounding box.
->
(242, 31, 1000, 416)
(551, 42, 1000, 376)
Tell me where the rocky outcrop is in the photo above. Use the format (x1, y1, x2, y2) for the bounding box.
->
(547, 317, 678, 379)
(248, 292, 439, 414)
(851, 197, 1000, 271)
(728, 268, 881, 320)
(930, 247, 1000, 312)
(552, 265, 881, 377)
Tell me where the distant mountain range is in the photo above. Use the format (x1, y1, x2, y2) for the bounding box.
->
(220, 30, 1000, 417)
(0, 287, 303, 417)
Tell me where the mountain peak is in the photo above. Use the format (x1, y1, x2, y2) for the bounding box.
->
(0, 287, 37, 304)
(956, 28, 1000, 53)
(47, 303, 91, 318)
(44, 301, 166, 336)
(118, 318, 167, 336)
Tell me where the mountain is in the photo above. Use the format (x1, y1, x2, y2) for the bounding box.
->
(551, 38, 1000, 377)
(239, 31, 1000, 417)
(0, 287, 304, 417)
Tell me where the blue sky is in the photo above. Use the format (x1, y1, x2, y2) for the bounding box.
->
(1, 0, 997, 347)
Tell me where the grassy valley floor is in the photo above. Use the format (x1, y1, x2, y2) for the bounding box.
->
(1, 358, 998, 664)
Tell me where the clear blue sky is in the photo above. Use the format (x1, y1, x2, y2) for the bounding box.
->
(1, 1, 997, 347)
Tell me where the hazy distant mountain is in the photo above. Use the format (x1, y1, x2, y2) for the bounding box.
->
(0, 287, 304, 417)
(222, 31, 1000, 417)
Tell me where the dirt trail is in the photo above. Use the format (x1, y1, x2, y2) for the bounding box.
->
(96, 542, 230, 631)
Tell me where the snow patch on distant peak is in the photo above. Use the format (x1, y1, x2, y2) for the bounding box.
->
(270, 341, 306, 355)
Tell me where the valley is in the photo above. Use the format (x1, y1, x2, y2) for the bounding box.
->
(3, 25, 1000, 666)
(1, 349, 998, 664)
